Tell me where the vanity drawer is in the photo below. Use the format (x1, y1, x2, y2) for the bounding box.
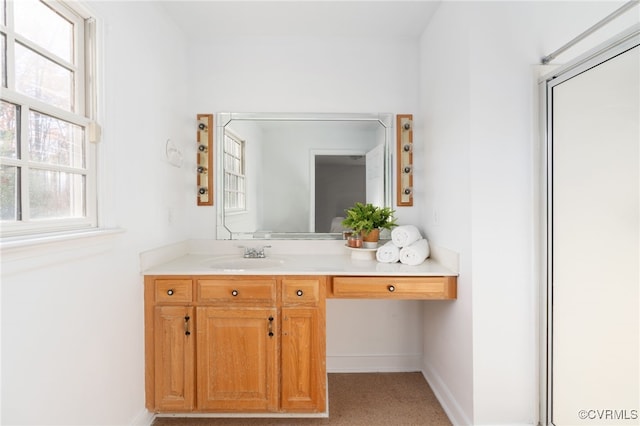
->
(155, 279, 193, 303)
(330, 276, 457, 300)
(197, 278, 276, 305)
(282, 278, 321, 306)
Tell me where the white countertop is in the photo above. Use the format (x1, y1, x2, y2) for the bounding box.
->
(142, 252, 457, 277)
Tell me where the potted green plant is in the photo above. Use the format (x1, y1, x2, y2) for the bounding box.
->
(342, 202, 397, 246)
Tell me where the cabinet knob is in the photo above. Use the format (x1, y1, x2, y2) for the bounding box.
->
(231, 289, 239, 297)
(167, 289, 174, 296)
(388, 285, 395, 292)
(296, 289, 304, 297)
(268, 316, 274, 337)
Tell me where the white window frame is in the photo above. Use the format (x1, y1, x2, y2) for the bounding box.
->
(0, 0, 98, 239)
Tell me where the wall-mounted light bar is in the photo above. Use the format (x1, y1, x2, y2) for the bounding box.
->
(197, 114, 213, 206)
(396, 114, 413, 206)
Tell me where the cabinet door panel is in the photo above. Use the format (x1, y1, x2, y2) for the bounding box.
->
(197, 307, 277, 411)
(281, 307, 326, 412)
(154, 306, 195, 411)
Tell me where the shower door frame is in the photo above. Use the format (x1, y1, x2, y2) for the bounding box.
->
(540, 24, 640, 426)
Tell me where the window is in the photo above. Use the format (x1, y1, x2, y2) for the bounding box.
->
(0, 0, 97, 238)
(223, 130, 246, 212)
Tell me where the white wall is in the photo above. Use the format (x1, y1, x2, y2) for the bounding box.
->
(1, 2, 191, 425)
(418, 4, 474, 423)
(418, 1, 638, 425)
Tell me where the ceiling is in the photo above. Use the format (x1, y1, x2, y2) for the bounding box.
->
(157, 1, 442, 40)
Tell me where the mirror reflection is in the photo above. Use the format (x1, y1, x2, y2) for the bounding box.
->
(215, 113, 392, 240)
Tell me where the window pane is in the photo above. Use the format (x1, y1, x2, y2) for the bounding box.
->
(29, 111, 84, 168)
(0, 100, 19, 159)
(14, 0, 73, 62)
(0, 165, 20, 220)
(15, 43, 73, 111)
(29, 169, 84, 219)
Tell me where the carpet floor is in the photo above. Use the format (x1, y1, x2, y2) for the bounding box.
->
(152, 372, 452, 426)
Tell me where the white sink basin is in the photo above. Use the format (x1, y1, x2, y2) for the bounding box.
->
(205, 255, 286, 271)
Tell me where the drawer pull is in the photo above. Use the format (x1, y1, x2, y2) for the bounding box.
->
(167, 289, 174, 296)
(388, 285, 395, 292)
(184, 316, 191, 336)
(296, 289, 304, 297)
(231, 289, 239, 297)
(268, 316, 274, 337)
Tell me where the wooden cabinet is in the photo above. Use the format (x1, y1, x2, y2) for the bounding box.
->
(146, 279, 195, 412)
(144, 272, 456, 414)
(280, 279, 326, 412)
(144, 275, 326, 414)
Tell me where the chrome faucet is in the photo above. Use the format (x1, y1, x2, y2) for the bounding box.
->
(242, 245, 271, 258)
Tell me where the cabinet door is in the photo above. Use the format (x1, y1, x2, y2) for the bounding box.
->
(281, 307, 326, 412)
(154, 306, 195, 411)
(197, 307, 278, 411)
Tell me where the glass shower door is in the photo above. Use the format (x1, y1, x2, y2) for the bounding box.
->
(548, 42, 639, 425)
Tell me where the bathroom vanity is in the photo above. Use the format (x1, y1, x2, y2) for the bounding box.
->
(142, 243, 457, 416)
(145, 274, 327, 413)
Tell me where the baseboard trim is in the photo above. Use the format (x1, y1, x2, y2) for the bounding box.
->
(327, 353, 422, 372)
(422, 360, 472, 426)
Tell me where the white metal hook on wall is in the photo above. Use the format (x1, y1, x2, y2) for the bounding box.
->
(165, 138, 183, 168)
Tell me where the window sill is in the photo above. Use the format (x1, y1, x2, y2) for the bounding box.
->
(0, 228, 125, 274)
(1, 228, 126, 276)
(1, 228, 125, 252)
(225, 210, 248, 216)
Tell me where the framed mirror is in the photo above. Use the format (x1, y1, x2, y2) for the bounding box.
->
(215, 113, 393, 240)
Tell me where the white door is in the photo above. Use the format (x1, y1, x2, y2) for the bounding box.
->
(548, 41, 639, 424)
(365, 144, 385, 206)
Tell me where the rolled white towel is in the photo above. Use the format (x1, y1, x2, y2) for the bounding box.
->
(376, 241, 400, 263)
(399, 238, 430, 266)
(391, 225, 422, 247)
